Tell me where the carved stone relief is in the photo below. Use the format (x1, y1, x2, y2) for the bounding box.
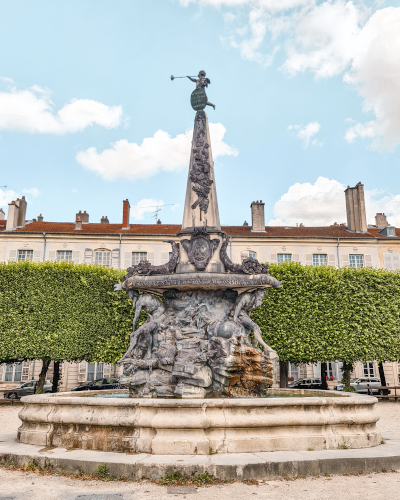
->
(181, 227, 219, 271)
(118, 289, 277, 398)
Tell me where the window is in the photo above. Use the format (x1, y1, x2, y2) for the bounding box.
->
(327, 362, 335, 379)
(57, 250, 72, 262)
(249, 252, 256, 259)
(384, 252, 400, 270)
(5, 362, 23, 382)
(289, 363, 299, 381)
(132, 252, 147, 265)
(94, 250, 111, 267)
(87, 362, 103, 381)
(363, 362, 374, 377)
(349, 255, 364, 268)
(277, 253, 292, 262)
(313, 254, 327, 266)
(18, 250, 33, 262)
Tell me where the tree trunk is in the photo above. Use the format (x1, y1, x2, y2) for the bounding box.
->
(378, 361, 389, 396)
(279, 361, 288, 388)
(342, 362, 354, 392)
(36, 359, 51, 394)
(52, 361, 61, 393)
(321, 362, 328, 390)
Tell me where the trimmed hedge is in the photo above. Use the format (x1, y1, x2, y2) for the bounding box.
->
(253, 262, 400, 364)
(0, 261, 132, 364)
(1, 261, 400, 365)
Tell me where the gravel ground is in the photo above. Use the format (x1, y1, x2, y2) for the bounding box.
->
(0, 401, 400, 499)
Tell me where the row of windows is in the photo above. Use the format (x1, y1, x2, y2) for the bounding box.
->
(14, 250, 396, 270)
(16, 250, 149, 266)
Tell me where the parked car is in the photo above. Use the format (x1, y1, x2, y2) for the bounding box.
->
(3, 380, 52, 399)
(288, 378, 327, 390)
(334, 383, 344, 391)
(71, 378, 121, 392)
(350, 377, 387, 394)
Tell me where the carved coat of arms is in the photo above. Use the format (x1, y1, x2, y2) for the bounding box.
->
(181, 227, 220, 271)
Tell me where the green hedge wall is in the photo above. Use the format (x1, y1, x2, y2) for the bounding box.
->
(1, 261, 400, 365)
(253, 262, 400, 364)
(0, 261, 132, 364)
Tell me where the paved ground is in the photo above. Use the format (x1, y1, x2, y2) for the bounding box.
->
(1, 401, 400, 499)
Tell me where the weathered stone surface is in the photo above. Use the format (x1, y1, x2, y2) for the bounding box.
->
(118, 289, 276, 398)
(17, 390, 382, 455)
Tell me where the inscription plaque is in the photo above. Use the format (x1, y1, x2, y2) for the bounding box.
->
(191, 88, 207, 111)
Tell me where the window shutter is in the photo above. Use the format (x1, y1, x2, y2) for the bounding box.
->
(305, 254, 313, 265)
(342, 254, 350, 267)
(33, 250, 41, 262)
(393, 253, 400, 270)
(111, 249, 120, 268)
(241, 251, 249, 260)
(48, 251, 56, 261)
(269, 254, 277, 263)
(0, 364, 5, 382)
(147, 252, 154, 265)
(72, 251, 80, 264)
(78, 362, 87, 382)
(364, 255, 372, 267)
(22, 361, 30, 382)
(124, 251, 132, 269)
(84, 249, 93, 264)
(328, 254, 336, 267)
(292, 254, 299, 262)
(384, 253, 393, 270)
(103, 364, 111, 378)
(8, 250, 17, 262)
(161, 252, 168, 264)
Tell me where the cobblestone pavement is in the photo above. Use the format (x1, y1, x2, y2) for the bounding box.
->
(0, 401, 400, 500)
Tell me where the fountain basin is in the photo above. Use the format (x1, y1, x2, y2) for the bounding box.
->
(18, 389, 381, 455)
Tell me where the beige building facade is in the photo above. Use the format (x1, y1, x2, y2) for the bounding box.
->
(1, 183, 400, 391)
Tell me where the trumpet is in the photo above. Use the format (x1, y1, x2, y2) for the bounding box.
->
(170, 75, 197, 80)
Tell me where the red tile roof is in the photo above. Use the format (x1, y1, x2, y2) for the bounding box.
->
(0, 220, 398, 239)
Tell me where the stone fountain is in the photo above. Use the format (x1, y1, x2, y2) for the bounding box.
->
(17, 73, 382, 455)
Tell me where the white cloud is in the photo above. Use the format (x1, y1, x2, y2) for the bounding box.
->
(130, 199, 165, 221)
(288, 121, 321, 146)
(344, 8, 400, 150)
(22, 188, 40, 198)
(76, 122, 238, 181)
(0, 188, 19, 208)
(179, 1, 400, 151)
(269, 177, 346, 226)
(0, 84, 122, 134)
(0, 76, 14, 84)
(269, 176, 400, 227)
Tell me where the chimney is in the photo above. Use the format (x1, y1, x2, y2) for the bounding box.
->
(0, 208, 5, 220)
(375, 213, 388, 228)
(250, 200, 265, 232)
(122, 199, 130, 229)
(101, 216, 109, 223)
(157, 219, 161, 224)
(16, 196, 27, 227)
(37, 214, 44, 222)
(76, 210, 89, 223)
(6, 200, 19, 230)
(344, 182, 367, 233)
(75, 216, 82, 230)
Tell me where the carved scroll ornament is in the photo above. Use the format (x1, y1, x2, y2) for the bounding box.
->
(123, 240, 179, 281)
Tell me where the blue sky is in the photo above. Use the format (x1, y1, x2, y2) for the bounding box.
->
(1, 0, 400, 227)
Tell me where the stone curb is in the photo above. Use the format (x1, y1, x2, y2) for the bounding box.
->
(1, 433, 400, 481)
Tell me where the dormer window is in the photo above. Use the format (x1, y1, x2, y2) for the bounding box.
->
(378, 226, 396, 237)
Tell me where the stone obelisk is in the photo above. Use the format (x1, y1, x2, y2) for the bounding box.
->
(176, 110, 225, 274)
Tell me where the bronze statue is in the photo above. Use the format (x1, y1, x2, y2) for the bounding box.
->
(187, 71, 215, 110)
